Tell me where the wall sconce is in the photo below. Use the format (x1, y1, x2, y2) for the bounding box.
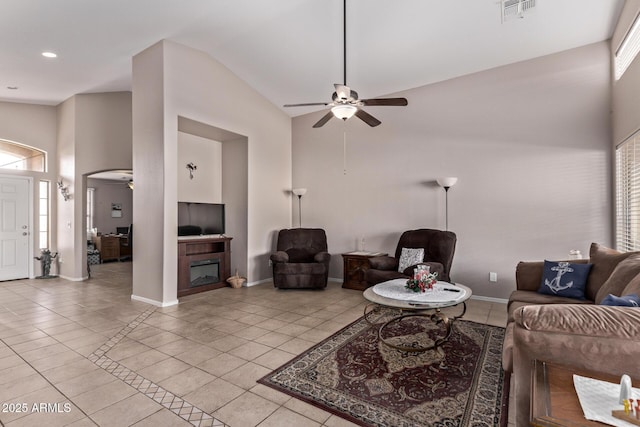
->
(436, 177, 458, 231)
(57, 178, 71, 201)
(292, 188, 307, 228)
(186, 162, 197, 179)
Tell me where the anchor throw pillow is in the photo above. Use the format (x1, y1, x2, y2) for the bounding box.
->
(538, 260, 593, 300)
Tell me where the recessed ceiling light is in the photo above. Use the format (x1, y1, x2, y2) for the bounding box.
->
(42, 52, 57, 58)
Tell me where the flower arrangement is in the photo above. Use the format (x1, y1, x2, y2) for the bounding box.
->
(406, 271, 438, 293)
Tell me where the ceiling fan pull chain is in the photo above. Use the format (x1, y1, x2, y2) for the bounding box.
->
(343, 129, 348, 175)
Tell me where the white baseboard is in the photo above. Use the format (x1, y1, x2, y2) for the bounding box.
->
(131, 294, 179, 307)
(246, 278, 272, 287)
(471, 295, 508, 304)
(58, 274, 87, 281)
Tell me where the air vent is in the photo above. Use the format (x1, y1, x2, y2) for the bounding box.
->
(501, 0, 536, 22)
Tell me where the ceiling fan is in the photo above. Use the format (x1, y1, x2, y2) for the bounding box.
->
(284, 0, 407, 128)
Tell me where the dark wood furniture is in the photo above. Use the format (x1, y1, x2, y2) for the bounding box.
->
(530, 360, 633, 427)
(178, 236, 231, 297)
(92, 235, 120, 262)
(342, 251, 386, 290)
(119, 236, 131, 259)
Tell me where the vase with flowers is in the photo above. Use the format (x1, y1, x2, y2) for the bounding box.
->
(406, 265, 438, 293)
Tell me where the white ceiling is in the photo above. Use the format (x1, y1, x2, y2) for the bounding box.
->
(0, 1, 625, 116)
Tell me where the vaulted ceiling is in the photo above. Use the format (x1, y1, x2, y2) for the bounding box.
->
(0, 0, 625, 116)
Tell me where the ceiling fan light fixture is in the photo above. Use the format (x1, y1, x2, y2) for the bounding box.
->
(331, 105, 357, 120)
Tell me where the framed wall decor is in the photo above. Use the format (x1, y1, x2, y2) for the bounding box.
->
(111, 203, 122, 218)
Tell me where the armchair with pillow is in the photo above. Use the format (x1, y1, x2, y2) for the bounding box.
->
(364, 229, 457, 286)
(270, 228, 331, 289)
(503, 243, 640, 426)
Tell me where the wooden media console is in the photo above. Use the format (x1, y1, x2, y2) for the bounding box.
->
(177, 236, 232, 297)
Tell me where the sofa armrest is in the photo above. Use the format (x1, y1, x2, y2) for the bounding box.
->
(515, 303, 640, 339)
(511, 304, 640, 426)
(369, 256, 397, 271)
(270, 251, 289, 263)
(314, 251, 331, 264)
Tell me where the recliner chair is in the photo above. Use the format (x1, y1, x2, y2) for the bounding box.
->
(270, 228, 331, 289)
(364, 228, 456, 287)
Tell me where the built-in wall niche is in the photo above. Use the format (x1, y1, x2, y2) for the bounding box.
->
(177, 116, 249, 284)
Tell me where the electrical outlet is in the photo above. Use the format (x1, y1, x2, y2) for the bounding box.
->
(489, 272, 498, 282)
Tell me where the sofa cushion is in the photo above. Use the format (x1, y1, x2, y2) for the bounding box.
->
(538, 261, 592, 300)
(286, 248, 314, 263)
(398, 247, 424, 272)
(586, 243, 638, 301)
(599, 294, 640, 307)
(507, 291, 592, 322)
(594, 254, 640, 304)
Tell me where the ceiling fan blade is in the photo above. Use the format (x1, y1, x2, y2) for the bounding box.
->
(361, 98, 408, 106)
(313, 111, 334, 128)
(355, 109, 381, 127)
(284, 102, 330, 107)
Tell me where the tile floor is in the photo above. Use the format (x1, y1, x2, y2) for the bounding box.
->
(0, 262, 513, 426)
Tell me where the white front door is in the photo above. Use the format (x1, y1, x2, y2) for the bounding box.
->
(0, 177, 30, 280)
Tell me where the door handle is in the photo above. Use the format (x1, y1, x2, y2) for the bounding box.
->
(22, 232, 28, 236)
(22, 225, 27, 229)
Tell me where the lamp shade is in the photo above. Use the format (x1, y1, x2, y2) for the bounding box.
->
(331, 105, 357, 120)
(437, 177, 458, 188)
(292, 188, 307, 197)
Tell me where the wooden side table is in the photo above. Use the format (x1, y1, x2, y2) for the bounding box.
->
(341, 251, 386, 290)
(530, 360, 633, 427)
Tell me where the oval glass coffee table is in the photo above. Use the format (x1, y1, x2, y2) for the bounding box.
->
(363, 279, 472, 352)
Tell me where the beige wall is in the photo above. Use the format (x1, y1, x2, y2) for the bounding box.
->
(132, 40, 291, 305)
(177, 132, 222, 203)
(57, 92, 133, 280)
(612, 0, 640, 145)
(292, 42, 613, 300)
(0, 101, 58, 276)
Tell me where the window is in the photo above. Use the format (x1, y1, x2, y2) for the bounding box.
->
(87, 187, 95, 233)
(616, 131, 640, 252)
(615, 12, 640, 81)
(39, 181, 49, 249)
(0, 139, 46, 172)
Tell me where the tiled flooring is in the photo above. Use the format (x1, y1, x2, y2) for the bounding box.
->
(0, 262, 512, 426)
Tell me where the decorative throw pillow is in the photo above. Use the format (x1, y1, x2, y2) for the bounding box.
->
(599, 294, 640, 307)
(398, 248, 424, 273)
(594, 254, 640, 304)
(538, 260, 593, 300)
(586, 243, 639, 301)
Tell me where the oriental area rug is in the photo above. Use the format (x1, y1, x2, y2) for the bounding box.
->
(258, 308, 509, 427)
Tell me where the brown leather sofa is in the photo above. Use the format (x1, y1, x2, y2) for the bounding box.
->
(270, 228, 331, 289)
(503, 243, 640, 426)
(364, 229, 456, 286)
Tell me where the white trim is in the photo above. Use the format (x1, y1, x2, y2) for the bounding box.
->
(246, 278, 272, 287)
(58, 274, 88, 281)
(131, 294, 179, 307)
(471, 295, 508, 304)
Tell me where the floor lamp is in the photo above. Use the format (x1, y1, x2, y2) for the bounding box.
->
(436, 177, 458, 231)
(292, 188, 307, 227)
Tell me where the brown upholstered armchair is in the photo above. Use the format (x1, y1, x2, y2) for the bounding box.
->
(364, 229, 457, 286)
(270, 228, 331, 289)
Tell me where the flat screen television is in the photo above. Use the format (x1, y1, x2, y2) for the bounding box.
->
(178, 202, 225, 236)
